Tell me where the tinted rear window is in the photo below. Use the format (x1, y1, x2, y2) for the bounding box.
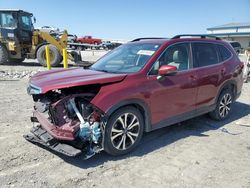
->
(217, 45, 232, 61)
(192, 43, 219, 67)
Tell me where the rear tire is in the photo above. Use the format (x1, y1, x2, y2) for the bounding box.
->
(104, 106, 144, 156)
(0, 45, 8, 64)
(37, 44, 62, 67)
(209, 89, 233, 121)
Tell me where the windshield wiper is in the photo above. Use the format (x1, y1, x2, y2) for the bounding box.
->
(89, 67, 123, 74)
(97, 69, 110, 73)
(89, 67, 110, 73)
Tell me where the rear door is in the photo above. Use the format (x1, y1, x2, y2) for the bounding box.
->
(192, 42, 226, 110)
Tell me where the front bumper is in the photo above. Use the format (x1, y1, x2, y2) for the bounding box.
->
(24, 125, 82, 157)
(33, 110, 78, 141)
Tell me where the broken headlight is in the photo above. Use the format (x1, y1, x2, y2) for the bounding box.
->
(27, 84, 42, 95)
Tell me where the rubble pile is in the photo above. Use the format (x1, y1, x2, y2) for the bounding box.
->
(0, 70, 40, 79)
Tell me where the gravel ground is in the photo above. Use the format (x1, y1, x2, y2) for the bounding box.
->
(0, 50, 107, 79)
(0, 57, 250, 188)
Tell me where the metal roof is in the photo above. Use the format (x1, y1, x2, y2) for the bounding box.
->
(207, 22, 250, 30)
(0, 9, 22, 11)
(0, 9, 32, 15)
(207, 32, 250, 37)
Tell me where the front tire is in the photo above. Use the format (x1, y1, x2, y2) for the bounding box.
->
(104, 106, 144, 156)
(209, 89, 233, 121)
(37, 44, 62, 67)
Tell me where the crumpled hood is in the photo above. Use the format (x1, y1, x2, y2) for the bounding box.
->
(29, 68, 127, 94)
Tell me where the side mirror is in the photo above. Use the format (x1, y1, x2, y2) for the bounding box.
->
(33, 17, 36, 24)
(157, 65, 177, 80)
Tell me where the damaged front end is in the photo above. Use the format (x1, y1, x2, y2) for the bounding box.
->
(24, 85, 106, 159)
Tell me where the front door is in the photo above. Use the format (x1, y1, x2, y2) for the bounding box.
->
(147, 42, 198, 125)
(18, 12, 33, 43)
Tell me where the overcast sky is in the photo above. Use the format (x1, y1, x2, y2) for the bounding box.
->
(1, 0, 250, 39)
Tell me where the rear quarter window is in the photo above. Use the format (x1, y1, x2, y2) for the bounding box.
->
(217, 44, 232, 61)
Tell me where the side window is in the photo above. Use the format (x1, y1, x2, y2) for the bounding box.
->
(149, 43, 190, 75)
(217, 45, 232, 61)
(19, 15, 32, 30)
(192, 43, 219, 67)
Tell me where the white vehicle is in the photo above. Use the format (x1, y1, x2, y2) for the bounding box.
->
(58, 33, 77, 43)
(36, 26, 59, 33)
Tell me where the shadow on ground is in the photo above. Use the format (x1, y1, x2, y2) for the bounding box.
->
(42, 101, 250, 169)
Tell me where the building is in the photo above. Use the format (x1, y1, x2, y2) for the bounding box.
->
(207, 22, 250, 49)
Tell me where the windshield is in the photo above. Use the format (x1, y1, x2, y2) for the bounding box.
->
(90, 43, 161, 73)
(0, 13, 17, 28)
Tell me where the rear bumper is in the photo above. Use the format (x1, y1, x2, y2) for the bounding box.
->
(24, 125, 82, 157)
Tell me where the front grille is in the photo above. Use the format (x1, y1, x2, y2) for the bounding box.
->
(48, 105, 58, 125)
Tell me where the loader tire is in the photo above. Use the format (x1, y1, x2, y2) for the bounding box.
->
(37, 44, 62, 67)
(0, 45, 8, 64)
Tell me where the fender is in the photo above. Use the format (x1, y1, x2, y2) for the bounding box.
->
(105, 99, 152, 132)
(216, 79, 237, 102)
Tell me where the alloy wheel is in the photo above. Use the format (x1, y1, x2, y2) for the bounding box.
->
(219, 93, 232, 118)
(110, 113, 140, 150)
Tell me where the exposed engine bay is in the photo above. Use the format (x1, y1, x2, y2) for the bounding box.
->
(24, 85, 105, 159)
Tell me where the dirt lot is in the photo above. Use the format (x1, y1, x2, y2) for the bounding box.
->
(0, 59, 250, 188)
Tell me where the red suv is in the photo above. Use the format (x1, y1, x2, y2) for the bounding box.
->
(25, 35, 244, 159)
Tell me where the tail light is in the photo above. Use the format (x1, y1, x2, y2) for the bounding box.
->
(240, 61, 244, 69)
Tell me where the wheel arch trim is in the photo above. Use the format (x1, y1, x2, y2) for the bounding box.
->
(105, 99, 152, 132)
(216, 79, 237, 102)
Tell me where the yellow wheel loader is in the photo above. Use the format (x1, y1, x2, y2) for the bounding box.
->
(0, 9, 81, 66)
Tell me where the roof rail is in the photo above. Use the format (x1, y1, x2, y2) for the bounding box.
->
(131, 37, 168, 42)
(172, 34, 221, 40)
